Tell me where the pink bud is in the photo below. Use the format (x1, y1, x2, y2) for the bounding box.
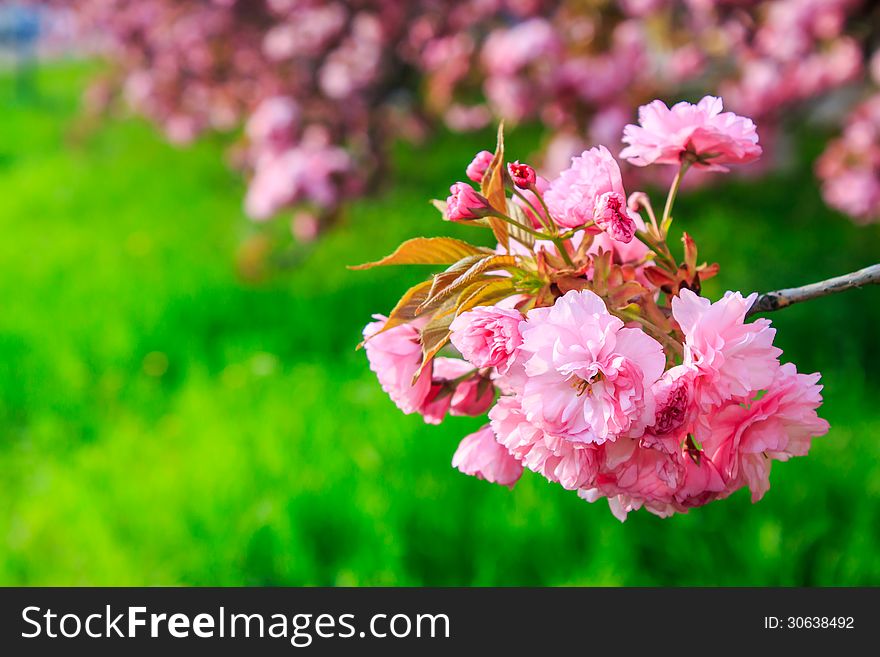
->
(507, 160, 537, 188)
(446, 182, 492, 221)
(593, 191, 637, 243)
(466, 150, 494, 183)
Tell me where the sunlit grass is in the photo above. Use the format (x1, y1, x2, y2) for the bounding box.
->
(1, 62, 879, 585)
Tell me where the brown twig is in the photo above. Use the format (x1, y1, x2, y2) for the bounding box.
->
(746, 264, 880, 318)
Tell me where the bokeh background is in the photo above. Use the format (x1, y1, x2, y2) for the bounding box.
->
(2, 6, 880, 585)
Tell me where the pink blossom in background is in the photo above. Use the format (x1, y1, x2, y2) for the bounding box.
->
(816, 94, 880, 224)
(246, 96, 299, 146)
(245, 128, 353, 220)
(363, 315, 432, 416)
(481, 17, 560, 77)
(61, 0, 880, 227)
(450, 306, 524, 374)
(517, 290, 666, 444)
(452, 425, 523, 487)
(672, 290, 781, 410)
(621, 96, 762, 171)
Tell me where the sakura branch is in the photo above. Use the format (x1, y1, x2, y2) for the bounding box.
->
(747, 264, 880, 318)
(355, 96, 830, 522)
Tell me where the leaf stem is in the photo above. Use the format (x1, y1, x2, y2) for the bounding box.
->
(551, 237, 575, 267)
(511, 189, 553, 233)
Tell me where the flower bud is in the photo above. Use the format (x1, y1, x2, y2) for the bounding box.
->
(446, 182, 492, 221)
(507, 160, 537, 188)
(466, 150, 494, 183)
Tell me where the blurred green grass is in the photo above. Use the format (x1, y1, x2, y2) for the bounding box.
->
(1, 62, 879, 586)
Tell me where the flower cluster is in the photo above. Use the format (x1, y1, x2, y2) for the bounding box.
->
(357, 98, 829, 520)
(816, 93, 880, 223)
(52, 0, 880, 241)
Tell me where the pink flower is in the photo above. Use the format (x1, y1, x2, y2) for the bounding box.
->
(420, 358, 496, 424)
(593, 191, 637, 243)
(696, 363, 829, 502)
(648, 364, 698, 439)
(581, 436, 684, 521)
(672, 290, 782, 409)
(466, 150, 494, 183)
(544, 146, 632, 231)
(517, 290, 666, 444)
(587, 211, 651, 265)
(489, 396, 601, 490)
(450, 374, 496, 416)
(445, 182, 492, 221)
(621, 96, 762, 172)
(450, 306, 523, 374)
(363, 316, 432, 416)
(246, 96, 299, 146)
(507, 160, 537, 188)
(452, 424, 523, 487)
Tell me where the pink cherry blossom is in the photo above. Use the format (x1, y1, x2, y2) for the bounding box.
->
(544, 146, 631, 230)
(419, 358, 495, 424)
(445, 182, 491, 221)
(621, 96, 762, 171)
(363, 315, 432, 416)
(672, 289, 782, 409)
(695, 362, 829, 502)
(593, 191, 637, 243)
(449, 306, 524, 374)
(517, 289, 666, 444)
(452, 424, 523, 487)
(580, 436, 684, 520)
(648, 364, 698, 439)
(466, 150, 494, 183)
(489, 396, 601, 490)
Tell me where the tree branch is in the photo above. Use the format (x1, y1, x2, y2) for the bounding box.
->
(746, 264, 880, 318)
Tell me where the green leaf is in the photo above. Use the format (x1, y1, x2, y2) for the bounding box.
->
(349, 237, 491, 270)
(417, 254, 517, 312)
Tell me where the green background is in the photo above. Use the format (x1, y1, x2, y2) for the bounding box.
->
(1, 63, 879, 585)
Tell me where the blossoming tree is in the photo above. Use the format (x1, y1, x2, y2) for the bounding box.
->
(356, 97, 880, 520)
(51, 0, 880, 237)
